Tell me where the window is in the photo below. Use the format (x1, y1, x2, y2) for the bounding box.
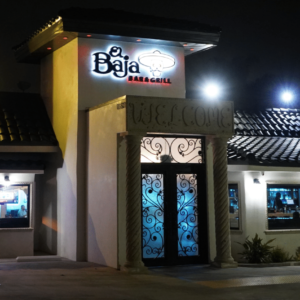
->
(0, 184, 30, 228)
(267, 184, 300, 230)
(228, 184, 240, 230)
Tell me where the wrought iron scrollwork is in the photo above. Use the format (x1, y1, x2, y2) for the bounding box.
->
(142, 174, 165, 259)
(141, 137, 203, 164)
(177, 174, 199, 256)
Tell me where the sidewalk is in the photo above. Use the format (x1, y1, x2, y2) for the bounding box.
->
(1, 260, 300, 299)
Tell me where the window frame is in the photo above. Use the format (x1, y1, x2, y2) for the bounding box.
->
(0, 183, 32, 229)
(266, 183, 300, 231)
(228, 182, 242, 231)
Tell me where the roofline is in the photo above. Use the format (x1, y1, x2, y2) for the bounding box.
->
(0, 170, 44, 174)
(228, 164, 300, 172)
(0, 146, 59, 153)
(13, 14, 220, 64)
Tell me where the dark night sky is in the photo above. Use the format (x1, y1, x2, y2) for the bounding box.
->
(1, 0, 299, 109)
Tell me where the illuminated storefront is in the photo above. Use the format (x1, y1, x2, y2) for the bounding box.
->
(9, 7, 240, 270)
(228, 109, 300, 261)
(0, 92, 59, 258)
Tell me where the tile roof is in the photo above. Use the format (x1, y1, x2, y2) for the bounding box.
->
(228, 108, 300, 166)
(0, 92, 58, 146)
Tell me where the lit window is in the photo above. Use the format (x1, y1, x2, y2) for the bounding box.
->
(228, 184, 240, 230)
(267, 184, 300, 230)
(0, 184, 30, 228)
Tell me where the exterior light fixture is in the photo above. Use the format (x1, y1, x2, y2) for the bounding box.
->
(136, 39, 141, 42)
(190, 48, 194, 51)
(47, 47, 52, 50)
(4, 175, 10, 187)
(253, 178, 260, 184)
(138, 50, 175, 77)
(203, 83, 221, 99)
(183, 44, 188, 46)
(63, 36, 68, 40)
(281, 91, 293, 102)
(87, 34, 92, 37)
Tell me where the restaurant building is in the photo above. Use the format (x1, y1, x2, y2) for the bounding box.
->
(228, 108, 300, 261)
(0, 8, 276, 272)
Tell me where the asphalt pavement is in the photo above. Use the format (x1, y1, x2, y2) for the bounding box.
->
(1, 260, 300, 300)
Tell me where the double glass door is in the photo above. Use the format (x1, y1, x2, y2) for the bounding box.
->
(141, 163, 208, 266)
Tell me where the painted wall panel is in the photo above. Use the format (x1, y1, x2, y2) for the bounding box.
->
(0, 229, 33, 258)
(40, 39, 78, 260)
(87, 101, 126, 268)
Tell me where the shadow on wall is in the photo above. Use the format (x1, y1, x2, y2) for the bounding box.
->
(87, 213, 106, 266)
(35, 151, 63, 255)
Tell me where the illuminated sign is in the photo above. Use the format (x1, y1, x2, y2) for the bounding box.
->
(138, 50, 175, 77)
(92, 46, 175, 84)
(0, 191, 14, 204)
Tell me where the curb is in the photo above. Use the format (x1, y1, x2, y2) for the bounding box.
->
(239, 261, 300, 268)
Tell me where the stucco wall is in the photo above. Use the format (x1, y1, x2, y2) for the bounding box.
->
(229, 170, 300, 262)
(40, 39, 79, 260)
(87, 101, 126, 268)
(0, 229, 34, 258)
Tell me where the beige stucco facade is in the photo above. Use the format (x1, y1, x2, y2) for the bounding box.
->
(16, 34, 237, 269)
(87, 95, 235, 269)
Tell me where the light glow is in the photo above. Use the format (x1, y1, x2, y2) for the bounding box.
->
(281, 91, 293, 102)
(203, 83, 221, 99)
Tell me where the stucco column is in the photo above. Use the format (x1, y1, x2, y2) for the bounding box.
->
(211, 136, 238, 268)
(123, 134, 148, 273)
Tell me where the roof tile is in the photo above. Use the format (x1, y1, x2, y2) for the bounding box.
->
(229, 107, 300, 166)
(0, 92, 58, 146)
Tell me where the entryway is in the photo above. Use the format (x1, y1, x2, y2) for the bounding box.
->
(141, 162, 208, 266)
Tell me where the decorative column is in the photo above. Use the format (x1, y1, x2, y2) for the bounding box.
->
(123, 134, 148, 273)
(212, 136, 238, 268)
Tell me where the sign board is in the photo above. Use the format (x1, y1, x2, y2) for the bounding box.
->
(78, 38, 185, 109)
(123, 96, 234, 136)
(0, 191, 15, 204)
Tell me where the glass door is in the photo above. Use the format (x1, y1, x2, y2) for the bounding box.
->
(142, 164, 208, 266)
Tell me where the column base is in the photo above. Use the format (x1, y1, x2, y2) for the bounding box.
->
(212, 260, 238, 269)
(121, 261, 149, 274)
